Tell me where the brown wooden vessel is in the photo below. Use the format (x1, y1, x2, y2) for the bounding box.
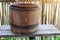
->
(9, 3, 40, 34)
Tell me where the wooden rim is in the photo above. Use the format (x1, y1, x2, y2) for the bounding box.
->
(9, 4, 40, 11)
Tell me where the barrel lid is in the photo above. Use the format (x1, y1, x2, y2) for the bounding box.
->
(9, 3, 40, 11)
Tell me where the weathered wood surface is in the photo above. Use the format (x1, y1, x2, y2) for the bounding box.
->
(0, 25, 60, 37)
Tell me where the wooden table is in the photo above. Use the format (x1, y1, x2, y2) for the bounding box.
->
(0, 24, 60, 37)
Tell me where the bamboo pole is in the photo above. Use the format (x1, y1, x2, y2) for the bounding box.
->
(46, 3, 49, 24)
(42, 0, 45, 24)
(56, 0, 60, 29)
(46, 0, 57, 24)
(48, 0, 52, 24)
(42, 0, 51, 24)
(53, 3, 57, 25)
(50, 0, 56, 24)
(53, 0, 60, 30)
(1, 2, 4, 25)
(0, 3, 1, 26)
(45, 0, 50, 24)
(44, 2, 47, 24)
(38, 0, 42, 24)
(57, 4, 60, 29)
(16, 0, 39, 4)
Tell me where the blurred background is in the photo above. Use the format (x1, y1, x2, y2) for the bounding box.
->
(0, 0, 60, 40)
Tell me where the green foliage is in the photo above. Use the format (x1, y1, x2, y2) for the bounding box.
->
(56, 36, 60, 40)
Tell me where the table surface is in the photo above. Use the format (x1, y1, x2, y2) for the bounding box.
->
(0, 25, 60, 37)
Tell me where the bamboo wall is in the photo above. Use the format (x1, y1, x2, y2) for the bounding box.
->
(41, 0, 57, 24)
(54, 0, 60, 29)
(0, 2, 15, 25)
(0, 0, 60, 29)
(0, 0, 57, 25)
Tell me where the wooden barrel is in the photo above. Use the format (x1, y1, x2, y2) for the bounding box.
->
(9, 3, 40, 34)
